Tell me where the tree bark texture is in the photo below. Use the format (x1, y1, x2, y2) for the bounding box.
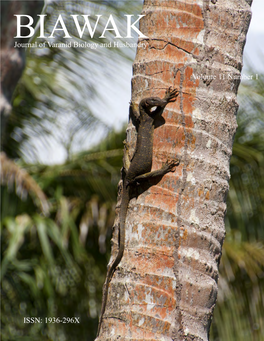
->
(0, 0, 44, 138)
(98, 0, 252, 340)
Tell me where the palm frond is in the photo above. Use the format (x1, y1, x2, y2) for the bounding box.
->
(0, 152, 49, 215)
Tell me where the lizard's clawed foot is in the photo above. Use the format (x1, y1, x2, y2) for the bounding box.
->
(164, 86, 179, 103)
(162, 159, 180, 173)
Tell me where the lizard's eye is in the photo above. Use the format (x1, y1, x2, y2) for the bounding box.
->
(150, 106, 157, 112)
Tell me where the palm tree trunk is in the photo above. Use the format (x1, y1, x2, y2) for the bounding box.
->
(97, 0, 252, 339)
(0, 0, 44, 141)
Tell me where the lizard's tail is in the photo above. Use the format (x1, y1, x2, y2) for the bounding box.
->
(96, 183, 130, 338)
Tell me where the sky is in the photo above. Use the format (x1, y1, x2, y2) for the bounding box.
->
(243, 0, 264, 72)
(247, 0, 264, 33)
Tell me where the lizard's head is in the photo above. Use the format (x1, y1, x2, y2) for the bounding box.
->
(141, 97, 166, 116)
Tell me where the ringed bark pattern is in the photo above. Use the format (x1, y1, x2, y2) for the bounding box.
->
(97, 0, 252, 340)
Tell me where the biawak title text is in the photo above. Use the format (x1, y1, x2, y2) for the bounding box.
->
(14, 14, 148, 46)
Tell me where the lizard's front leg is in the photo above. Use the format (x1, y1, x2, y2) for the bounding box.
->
(130, 159, 179, 184)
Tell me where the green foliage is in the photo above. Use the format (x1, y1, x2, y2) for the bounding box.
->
(1, 128, 125, 341)
(1, 211, 101, 340)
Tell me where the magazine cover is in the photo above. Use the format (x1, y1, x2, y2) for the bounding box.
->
(1, 1, 263, 340)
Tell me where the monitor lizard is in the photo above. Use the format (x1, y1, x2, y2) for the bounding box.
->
(97, 87, 179, 337)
